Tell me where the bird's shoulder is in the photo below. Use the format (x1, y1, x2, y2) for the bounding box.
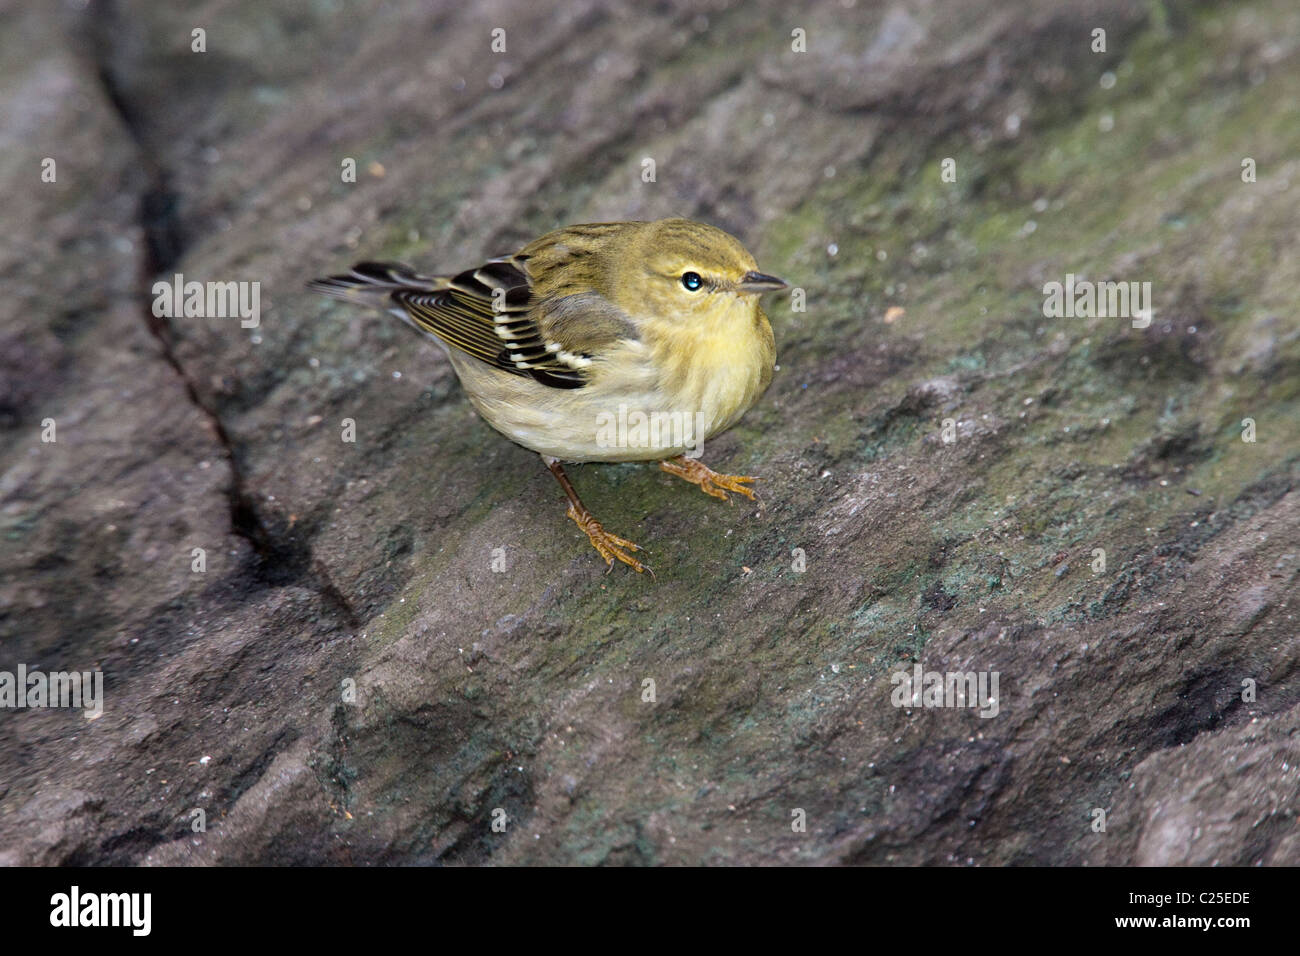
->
(515, 224, 643, 362)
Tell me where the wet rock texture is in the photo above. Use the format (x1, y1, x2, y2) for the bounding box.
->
(1, 0, 1296, 865)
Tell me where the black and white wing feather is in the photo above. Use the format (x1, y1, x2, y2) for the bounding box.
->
(308, 257, 590, 389)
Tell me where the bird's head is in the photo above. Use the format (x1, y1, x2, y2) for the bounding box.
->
(618, 218, 787, 321)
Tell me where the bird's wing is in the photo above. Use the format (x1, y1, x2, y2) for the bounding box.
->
(311, 249, 639, 389)
(313, 258, 586, 388)
(396, 256, 595, 389)
(515, 223, 641, 370)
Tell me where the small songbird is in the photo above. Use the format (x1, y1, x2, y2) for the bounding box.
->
(308, 218, 786, 574)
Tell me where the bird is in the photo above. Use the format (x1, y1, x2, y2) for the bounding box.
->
(308, 217, 786, 575)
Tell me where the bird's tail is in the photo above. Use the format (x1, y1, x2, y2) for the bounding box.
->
(306, 261, 444, 307)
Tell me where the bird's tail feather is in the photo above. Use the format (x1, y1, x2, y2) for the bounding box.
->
(307, 261, 444, 306)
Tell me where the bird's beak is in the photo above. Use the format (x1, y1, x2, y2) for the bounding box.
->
(737, 271, 788, 294)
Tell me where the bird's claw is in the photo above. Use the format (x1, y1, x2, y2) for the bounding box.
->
(660, 457, 758, 502)
(566, 504, 653, 576)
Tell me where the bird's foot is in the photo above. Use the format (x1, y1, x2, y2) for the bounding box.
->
(659, 455, 757, 502)
(566, 504, 652, 576)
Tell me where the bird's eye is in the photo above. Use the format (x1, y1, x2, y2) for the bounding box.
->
(680, 271, 703, 292)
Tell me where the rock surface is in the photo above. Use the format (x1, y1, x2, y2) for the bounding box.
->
(0, 0, 1296, 865)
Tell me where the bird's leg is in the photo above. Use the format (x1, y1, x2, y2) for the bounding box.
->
(543, 456, 651, 575)
(659, 455, 757, 502)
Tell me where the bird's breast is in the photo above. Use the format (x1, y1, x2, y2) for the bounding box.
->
(643, 303, 775, 437)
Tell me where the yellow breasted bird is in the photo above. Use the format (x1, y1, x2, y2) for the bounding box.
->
(308, 217, 786, 575)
